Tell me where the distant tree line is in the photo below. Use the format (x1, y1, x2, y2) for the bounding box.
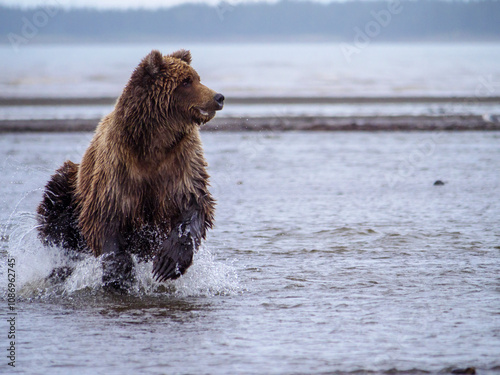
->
(1, 0, 499, 44)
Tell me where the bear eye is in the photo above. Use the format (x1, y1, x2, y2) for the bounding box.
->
(181, 78, 192, 87)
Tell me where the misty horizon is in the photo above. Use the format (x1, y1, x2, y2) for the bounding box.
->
(1, 0, 499, 45)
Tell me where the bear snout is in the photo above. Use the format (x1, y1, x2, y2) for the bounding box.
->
(214, 93, 225, 110)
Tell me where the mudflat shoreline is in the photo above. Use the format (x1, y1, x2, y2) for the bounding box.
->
(1, 96, 499, 132)
(1, 96, 500, 106)
(1, 115, 499, 133)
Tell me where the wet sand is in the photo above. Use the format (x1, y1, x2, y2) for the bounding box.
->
(2, 96, 500, 106)
(1, 96, 499, 132)
(1, 115, 499, 133)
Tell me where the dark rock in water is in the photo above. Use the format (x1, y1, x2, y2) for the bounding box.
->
(434, 180, 445, 186)
(451, 367, 476, 374)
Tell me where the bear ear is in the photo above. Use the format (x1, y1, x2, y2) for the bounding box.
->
(144, 49, 166, 76)
(169, 49, 192, 65)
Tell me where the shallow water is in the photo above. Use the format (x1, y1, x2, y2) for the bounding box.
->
(2, 43, 500, 122)
(1, 131, 500, 374)
(2, 43, 500, 98)
(2, 101, 500, 120)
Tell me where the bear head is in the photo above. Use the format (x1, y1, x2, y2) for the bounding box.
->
(115, 49, 224, 133)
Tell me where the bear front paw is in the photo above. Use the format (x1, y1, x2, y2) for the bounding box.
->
(152, 233, 194, 282)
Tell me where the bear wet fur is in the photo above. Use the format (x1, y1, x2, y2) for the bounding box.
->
(37, 49, 224, 289)
(37, 160, 87, 252)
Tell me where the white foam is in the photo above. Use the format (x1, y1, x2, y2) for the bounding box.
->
(1, 213, 67, 297)
(170, 244, 240, 297)
(63, 256, 103, 294)
(1, 213, 240, 299)
(128, 245, 241, 297)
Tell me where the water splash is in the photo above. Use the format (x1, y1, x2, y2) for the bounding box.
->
(1, 213, 240, 300)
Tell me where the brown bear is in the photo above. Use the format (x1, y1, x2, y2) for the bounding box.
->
(37, 49, 224, 289)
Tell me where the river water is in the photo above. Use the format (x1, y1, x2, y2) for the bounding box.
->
(2, 43, 500, 122)
(2, 43, 500, 98)
(0, 131, 499, 374)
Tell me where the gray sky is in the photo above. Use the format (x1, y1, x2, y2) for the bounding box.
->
(0, 0, 335, 9)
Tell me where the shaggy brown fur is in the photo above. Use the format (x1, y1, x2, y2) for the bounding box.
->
(37, 49, 224, 288)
